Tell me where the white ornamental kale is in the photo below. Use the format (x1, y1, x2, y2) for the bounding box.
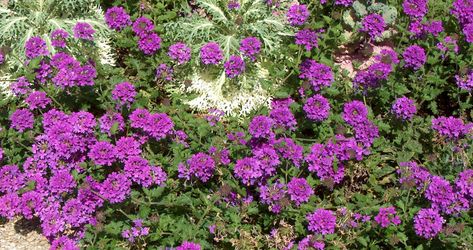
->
(0, 0, 114, 68)
(164, 0, 295, 116)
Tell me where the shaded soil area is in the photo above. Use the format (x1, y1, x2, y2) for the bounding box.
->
(0, 218, 49, 250)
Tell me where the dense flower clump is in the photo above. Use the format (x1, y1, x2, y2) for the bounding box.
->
(178, 152, 216, 182)
(51, 29, 69, 48)
(138, 33, 162, 55)
(240, 37, 262, 61)
(295, 29, 319, 51)
(299, 59, 334, 91)
(112, 82, 137, 107)
(200, 42, 224, 65)
(307, 209, 336, 235)
(25, 36, 49, 59)
(414, 209, 444, 239)
(361, 13, 386, 39)
(403, 45, 426, 70)
(287, 177, 313, 206)
(432, 116, 472, 139)
(105, 6, 132, 31)
(73, 22, 95, 40)
(168, 42, 192, 64)
(224, 55, 245, 78)
(374, 207, 401, 228)
(391, 96, 417, 120)
(303, 94, 331, 121)
(403, 0, 428, 18)
(286, 4, 310, 26)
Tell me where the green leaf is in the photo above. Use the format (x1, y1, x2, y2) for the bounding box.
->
(352, 1, 367, 17)
(104, 221, 124, 235)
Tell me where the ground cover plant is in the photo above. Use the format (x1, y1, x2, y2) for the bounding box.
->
(0, 0, 472, 249)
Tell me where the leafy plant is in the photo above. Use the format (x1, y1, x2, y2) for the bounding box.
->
(0, 0, 113, 69)
(163, 0, 295, 116)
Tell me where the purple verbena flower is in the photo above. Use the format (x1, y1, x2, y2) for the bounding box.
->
(287, 177, 313, 206)
(49, 170, 76, 194)
(463, 23, 473, 43)
(138, 33, 161, 55)
(392, 96, 417, 120)
(275, 138, 304, 167)
(286, 4, 310, 26)
(99, 172, 132, 203)
(50, 29, 69, 48)
(25, 91, 51, 110)
(73, 22, 95, 40)
(451, 0, 473, 25)
(425, 176, 456, 210)
(132, 16, 155, 37)
(414, 208, 444, 239)
(234, 157, 263, 185)
(115, 136, 142, 160)
(200, 42, 223, 65)
(432, 116, 472, 139)
(88, 141, 117, 166)
(374, 206, 401, 228)
(295, 29, 319, 51)
(112, 82, 136, 107)
(142, 113, 174, 140)
(224, 55, 245, 78)
(299, 59, 334, 91)
(99, 111, 125, 135)
(248, 115, 273, 139)
(124, 156, 155, 187)
(10, 76, 31, 96)
(240, 37, 262, 61)
(0, 193, 21, 219)
(178, 152, 216, 182)
(306, 209, 336, 235)
(105, 6, 132, 31)
(456, 169, 473, 199)
(403, 45, 426, 70)
(304, 94, 331, 122)
(130, 108, 150, 129)
(10, 108, 34, 132)
(342, 100, 368, 126)
(270, 107, 297, 131)
(361, 13, 386, 39)
(25, 36, 49, 59)
(168, 42, 191, 64)
(402, 0, 428, 18)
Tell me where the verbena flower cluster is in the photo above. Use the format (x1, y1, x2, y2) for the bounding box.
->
(361, 13, 386, 39)
(105, 6, 132, 31)
(286, 4, 310, 26)
(299, 59, 334, 91)
(391, 96, 417, 120)
(403, 45, 426, 70)
(295, 29, 319, 51)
